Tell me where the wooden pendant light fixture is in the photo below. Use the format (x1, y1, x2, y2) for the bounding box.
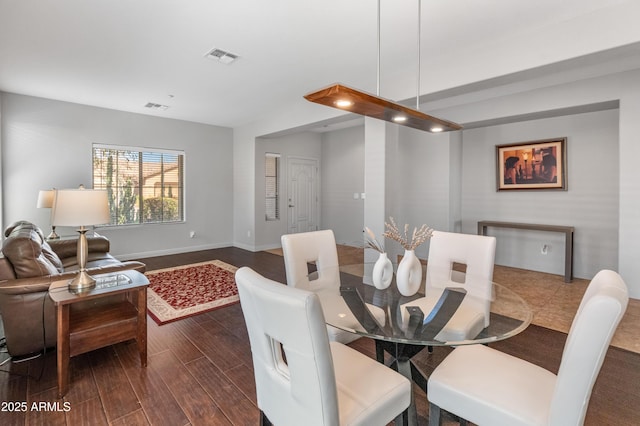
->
(304, 0, 461, 133)
(304, 83, 461, 133)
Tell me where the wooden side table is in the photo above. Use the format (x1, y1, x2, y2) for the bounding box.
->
(49, 269, 149, 398)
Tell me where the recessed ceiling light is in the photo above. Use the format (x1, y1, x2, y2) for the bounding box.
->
(393, 116, 407, 123)
(204, 47, 239, 65)
(430, 126, 443, 133)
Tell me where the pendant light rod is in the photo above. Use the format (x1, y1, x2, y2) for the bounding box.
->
(416, 0, 421, 110)
(377, 0, 381, 96)
(303, 0, 462, 133)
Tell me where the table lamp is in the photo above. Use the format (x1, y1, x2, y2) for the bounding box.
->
(37, 189, 60, 240)
(51, 188, 110, 291)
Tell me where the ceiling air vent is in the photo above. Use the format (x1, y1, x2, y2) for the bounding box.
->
(205, 47, 239, 64)
(144, 102, 169, 111)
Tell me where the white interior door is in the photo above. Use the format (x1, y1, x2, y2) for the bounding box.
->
(288, 157, 319, 234)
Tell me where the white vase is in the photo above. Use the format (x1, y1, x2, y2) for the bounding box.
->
(372, 252, 393, 290)
(396, 249, 422, 296)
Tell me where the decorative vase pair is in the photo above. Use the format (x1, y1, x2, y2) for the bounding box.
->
(372, 249, 422, 296)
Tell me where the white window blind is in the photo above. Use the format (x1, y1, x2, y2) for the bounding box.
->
(92, 145, 184, 225)
(265, 153, 280, 221)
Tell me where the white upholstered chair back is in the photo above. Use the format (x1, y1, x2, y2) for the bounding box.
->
(549, 269, 628, 425)
(281, 230, 362, 343)
(235, 266, 339, 426)
(281, 230, 340, 292)
(427, 269, 628, 426)
(426, 230, 496, 328)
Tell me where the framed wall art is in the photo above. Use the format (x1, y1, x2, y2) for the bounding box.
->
(496, 137, 567, 191)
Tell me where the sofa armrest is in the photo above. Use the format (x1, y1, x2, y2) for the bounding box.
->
(49, 235, 111, 259)
(0, 261, 146, 295)
(0, 275, 56, 295)
(83, 261, 147, 276)
(0, 256, 16, 281)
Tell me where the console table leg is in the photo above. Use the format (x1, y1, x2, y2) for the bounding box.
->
(565, 231, 573, 283)
(136, 287, 148, 367)
(56, 304, 70, 398)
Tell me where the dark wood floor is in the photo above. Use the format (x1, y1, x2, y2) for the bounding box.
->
(1, 247, 639, 425)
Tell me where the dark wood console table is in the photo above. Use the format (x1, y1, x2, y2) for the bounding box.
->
(477, 220, 574, 282)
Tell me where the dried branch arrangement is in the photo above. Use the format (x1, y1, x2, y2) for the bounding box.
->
(364, 227, 385, 253)
(382, 217, 434, 251)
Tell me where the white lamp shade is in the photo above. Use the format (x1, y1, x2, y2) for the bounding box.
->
(37, 190, 55, 208)
(51, 189, 110, 226)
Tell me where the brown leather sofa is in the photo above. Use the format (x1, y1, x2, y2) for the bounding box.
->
(0, 221, 146, 357)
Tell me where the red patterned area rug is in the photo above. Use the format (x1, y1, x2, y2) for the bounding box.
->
(146, 260, 238, 325)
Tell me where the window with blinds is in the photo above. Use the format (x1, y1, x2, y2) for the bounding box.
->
(92, 145, 185, 225)
(265, 153, 280, 221)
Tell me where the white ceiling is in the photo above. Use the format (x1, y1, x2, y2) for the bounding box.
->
(2, 0, 640, 129)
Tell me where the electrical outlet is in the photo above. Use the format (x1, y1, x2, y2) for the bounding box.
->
(541, 244, 549, 255)
(189, 231, 196, 238)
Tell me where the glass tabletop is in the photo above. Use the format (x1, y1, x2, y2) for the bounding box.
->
(308, 265, 533, 347)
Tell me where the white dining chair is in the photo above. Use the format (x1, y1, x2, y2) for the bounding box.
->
(401, 231, 496, 342)
(281, 230, 361, 343)
(235, 266, 411, 426)
(427, 269, 629, 426)
(281, 230, 340, 292)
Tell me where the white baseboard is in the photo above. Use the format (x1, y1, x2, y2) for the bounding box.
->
(232, 241, 257, 252)
(115, 242, 233, 261)
(253, 243, 282, 252)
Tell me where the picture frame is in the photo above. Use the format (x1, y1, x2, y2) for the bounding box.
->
(496, 137, 567, 191)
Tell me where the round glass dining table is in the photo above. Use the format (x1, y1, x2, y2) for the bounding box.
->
(308, 265, 533, 426)
(315, 269, 532, 346)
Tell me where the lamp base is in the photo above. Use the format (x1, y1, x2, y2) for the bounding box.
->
(68, 270, 96, 292)
(47, 227, 60, 240)
(67, 227, 96, 292)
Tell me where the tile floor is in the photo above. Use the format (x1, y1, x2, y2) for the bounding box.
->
(493, 265, 640, 353)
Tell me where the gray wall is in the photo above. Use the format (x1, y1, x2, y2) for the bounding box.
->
(231, 62, 640, 298)
(0, 93, 234, 259)
(320, 126, 365, 246)
(254, 131, 322, 250)
(253, 126, 366, 250)
(460, 109, 619, 278)
(321, 108, 619, 280)
(390, 127, 455, 260)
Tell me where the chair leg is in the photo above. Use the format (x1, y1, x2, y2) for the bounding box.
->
(429, 404, 469, 426)
(429, 402, 442, 426)
(394, 407, 409, 426)
(260, 410, 273, 426)
(375, 340, 385, 363)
